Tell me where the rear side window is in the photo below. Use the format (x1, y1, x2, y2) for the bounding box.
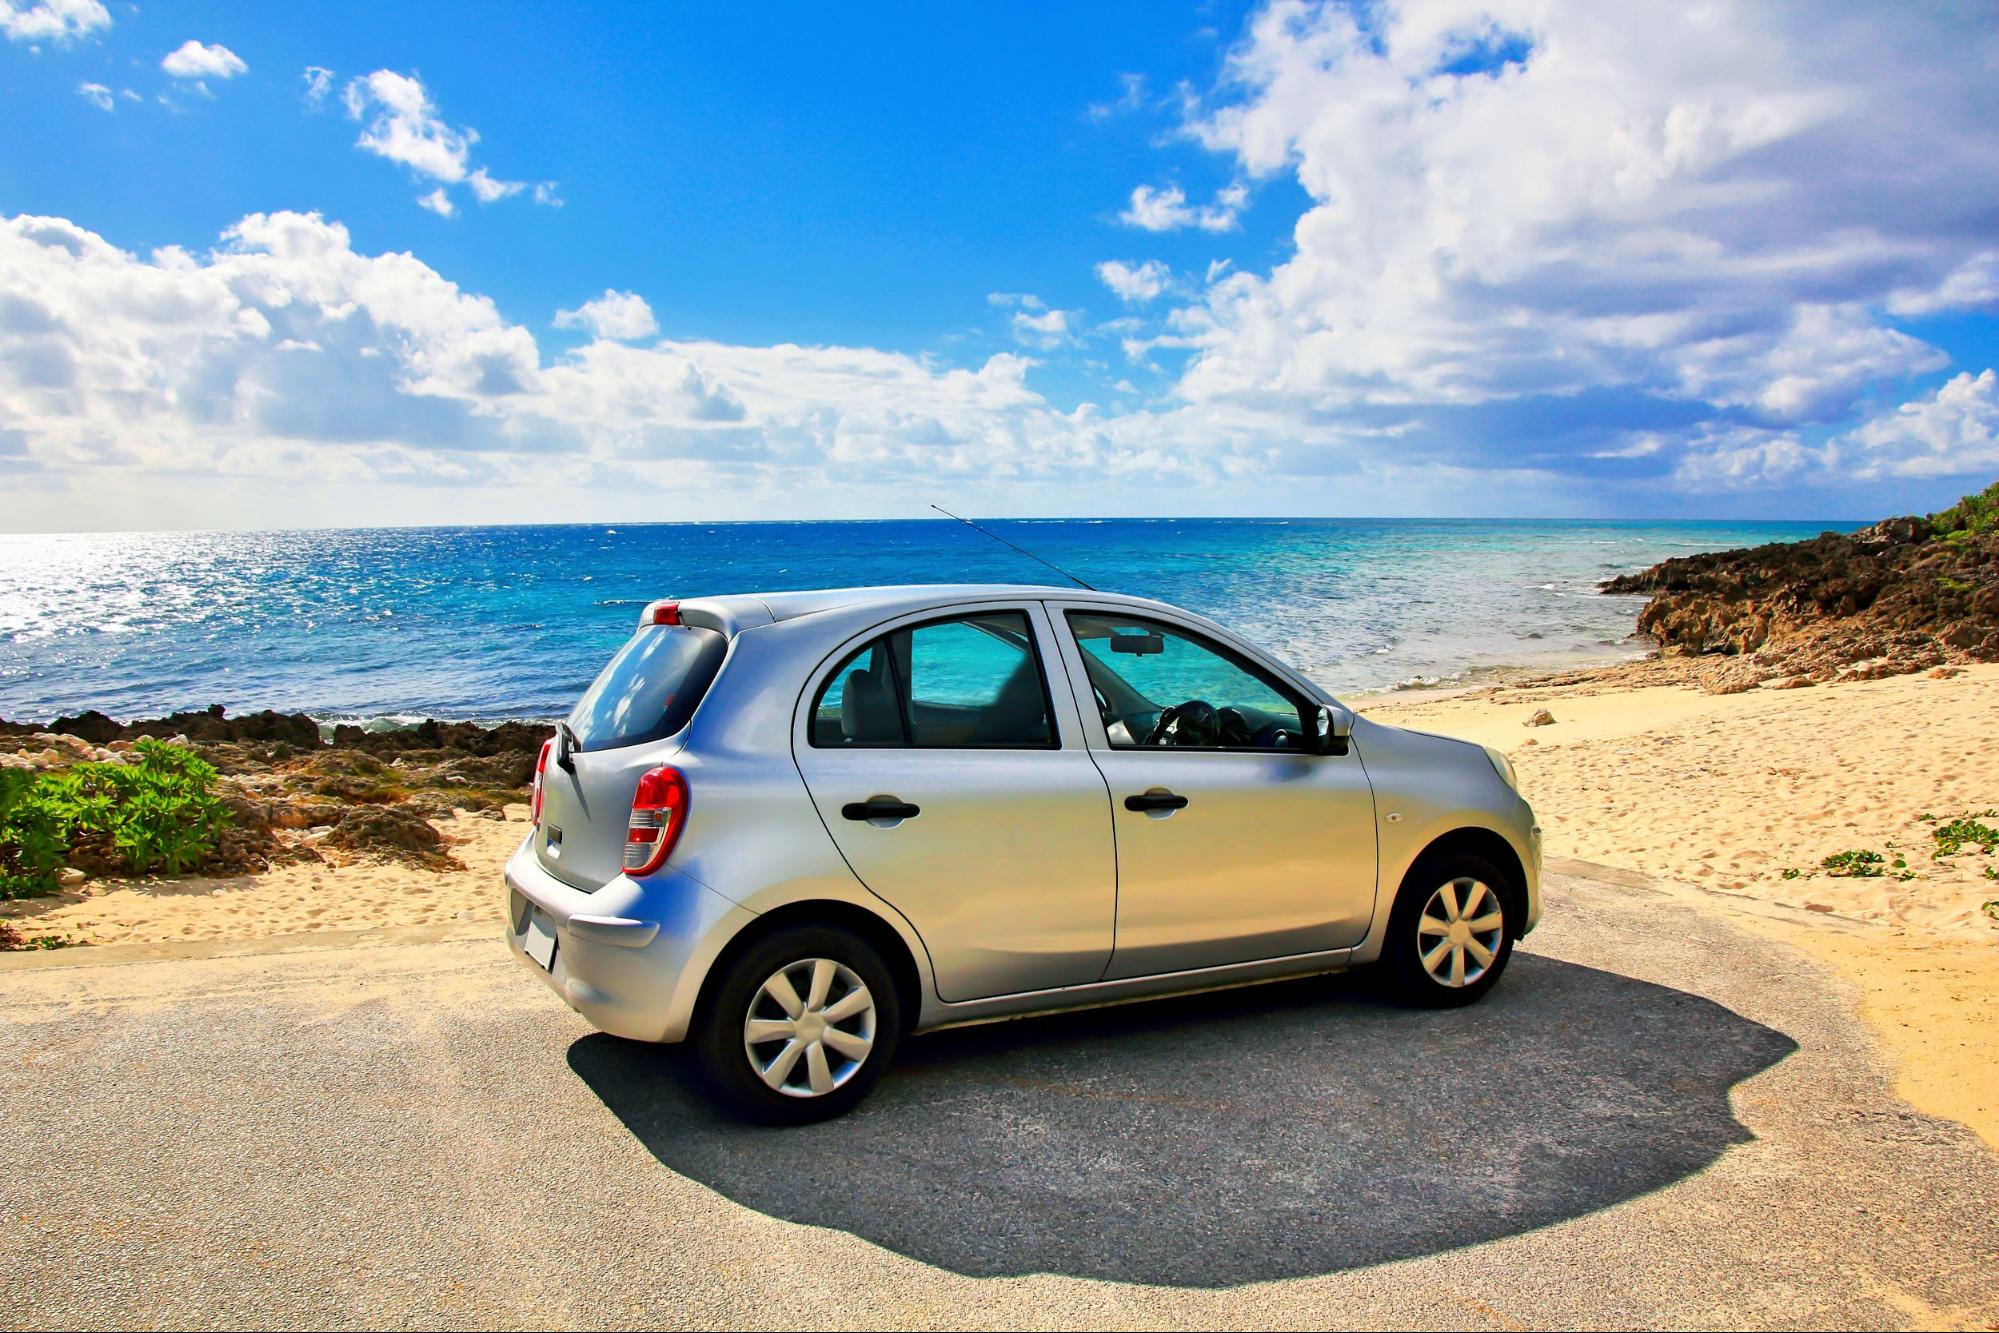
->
(567, 624, 727, 752)
(810, 611, 1055, 749)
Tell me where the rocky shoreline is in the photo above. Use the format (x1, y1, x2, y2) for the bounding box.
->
(0, 706, 546, 884)
(1602, 482, 1999, 693)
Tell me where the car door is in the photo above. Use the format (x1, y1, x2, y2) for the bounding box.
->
(1048, 602, 1379, 980)
(792, 602, 1118, 1002)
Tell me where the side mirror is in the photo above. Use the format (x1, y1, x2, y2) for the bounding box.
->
(1313, 703, 1352, 755)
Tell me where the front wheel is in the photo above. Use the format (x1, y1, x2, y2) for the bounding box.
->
(692, 924, 902, 1125)
(1378, 852, 1518, 1007)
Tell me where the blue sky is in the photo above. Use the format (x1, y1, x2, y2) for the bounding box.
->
(1, 0, 1997, 529)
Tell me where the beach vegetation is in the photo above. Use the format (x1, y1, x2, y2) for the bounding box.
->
(1930, 812, 1999, 857)
(1929, 481, 1999, 540)
(0, 740, 231, 898)
(1820, 849, 1886, 877)
(0, 920, 73, 950)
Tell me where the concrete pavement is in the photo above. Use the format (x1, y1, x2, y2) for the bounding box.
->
(1, 869, 1995, 1329)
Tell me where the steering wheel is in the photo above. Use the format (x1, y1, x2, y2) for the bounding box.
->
(1144, 700, 1219, 747)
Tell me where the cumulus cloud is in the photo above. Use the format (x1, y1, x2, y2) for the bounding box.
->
(339, 70, 551, 216)
(1120, 182, 1247, 233)
(1096, 259, 1172, 304)
(554, 290, 658, 342)
(76, 80, 110, 110)
(0, 211, 1237, 519)
(1840, 370, 1999, 480)
(161, 40, 246, 81)
(0, 0, 107, 43)
(1145, 0, 1999, 492)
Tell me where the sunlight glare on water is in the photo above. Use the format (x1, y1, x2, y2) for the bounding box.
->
(0, 518, 1840, 724)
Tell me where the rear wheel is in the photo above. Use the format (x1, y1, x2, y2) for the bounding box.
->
(1379, 851, 1517, 1007)
(693, 924, 902, 1125)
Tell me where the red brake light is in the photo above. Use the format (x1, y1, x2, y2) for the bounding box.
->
(623, 765, 688, 875)
(531, 737, 554, 825)
(650, 601, 681, 626)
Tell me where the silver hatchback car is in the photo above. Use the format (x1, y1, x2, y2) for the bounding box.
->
(508, 584, 1541, 1123)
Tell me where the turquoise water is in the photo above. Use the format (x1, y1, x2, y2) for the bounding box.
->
(0, 517, 1841, 724)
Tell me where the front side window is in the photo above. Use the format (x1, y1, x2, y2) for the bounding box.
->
(809, 611, 1055, 749)
(1065, 611, 1304, 750)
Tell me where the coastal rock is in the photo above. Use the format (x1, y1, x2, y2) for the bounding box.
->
(323, 805, 460, 867)
(1601, 480, 1999, 686)
(1525, 709, 1555, 727)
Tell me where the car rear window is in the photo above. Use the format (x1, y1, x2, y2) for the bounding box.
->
(567, 624, 727, 752)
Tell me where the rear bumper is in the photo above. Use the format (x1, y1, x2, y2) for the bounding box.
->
(503, 835, 754, 1043)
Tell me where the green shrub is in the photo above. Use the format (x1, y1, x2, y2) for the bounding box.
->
(1929, 480, 1999, 539)
(0, 740, 231, 899)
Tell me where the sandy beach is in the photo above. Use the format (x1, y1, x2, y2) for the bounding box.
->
(6, 660, 1996, 1146)
(1364, 662, 1999, 1148)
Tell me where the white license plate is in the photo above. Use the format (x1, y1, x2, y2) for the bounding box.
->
(522, 912, 558, 971)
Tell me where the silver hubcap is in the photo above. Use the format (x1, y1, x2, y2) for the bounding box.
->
(1417, 877, 1505, 988)
(743, 958, 876, 1098)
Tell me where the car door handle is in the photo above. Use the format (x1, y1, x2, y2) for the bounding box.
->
(842, 797, 921, 822)
(1124, 791, 1189, 812)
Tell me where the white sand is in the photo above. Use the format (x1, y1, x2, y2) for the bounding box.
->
(2, 806, 529, 947)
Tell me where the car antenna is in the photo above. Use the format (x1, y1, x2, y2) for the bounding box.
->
(930, 504, 1097, 592)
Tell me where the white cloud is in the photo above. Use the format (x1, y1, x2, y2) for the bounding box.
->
(1160, 0, 1999, 457)
(0, 0, 108, 43)
(554, 290, 658, 342)
(0, 211, 1232, 522)
(467, 168, 523, 203)
(1120, 182, 1247, 233)
(339, 71, 548, 215)
(1839, 370, 1999, 480)
(345, 70, 474, 183)
(161, 40, 247, 81)
(1096, 259, 1172, 304)
(301, 66, 334, 108)
(76, 80, 110, 110)
(1011, 308, 1073, 347)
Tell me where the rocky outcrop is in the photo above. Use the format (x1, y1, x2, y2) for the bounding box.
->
(1602, 482, 1999, 690)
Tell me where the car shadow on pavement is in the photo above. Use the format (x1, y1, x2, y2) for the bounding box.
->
(567, 951, 1797, 1287)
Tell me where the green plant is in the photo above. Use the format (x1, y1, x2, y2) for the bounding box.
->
(1932, 811, 1999, 857)
(1780, 867, 1802, 880)
(1985, 900, 1999, 923)
(1821, 849, 1886, 877)
(0, 741, 231, 898)
(1930, 480, 1999, 539)
(0, 920, 73, 950)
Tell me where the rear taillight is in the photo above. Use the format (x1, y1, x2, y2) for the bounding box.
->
(623, 765, 688, 875)
(531, 737, 554, 825)
(650, 601, 681, 625)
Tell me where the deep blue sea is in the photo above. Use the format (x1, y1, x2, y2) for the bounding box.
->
(0, 518, 1842, 725)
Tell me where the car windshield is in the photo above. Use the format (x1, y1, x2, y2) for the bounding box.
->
(566, 624, 727, 752)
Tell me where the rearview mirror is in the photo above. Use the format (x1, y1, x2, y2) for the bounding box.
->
(1109, 631, 1164, 656)
(1313, 703, 1352, 755)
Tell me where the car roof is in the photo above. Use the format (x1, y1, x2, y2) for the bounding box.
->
(657, 583, 1190, 636)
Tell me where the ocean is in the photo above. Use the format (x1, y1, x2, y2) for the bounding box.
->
(0, 517, 1839, 726)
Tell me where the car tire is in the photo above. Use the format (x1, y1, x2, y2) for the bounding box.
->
(692, 924, 902, 1125)
(1379, 850, 1518, 1008)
